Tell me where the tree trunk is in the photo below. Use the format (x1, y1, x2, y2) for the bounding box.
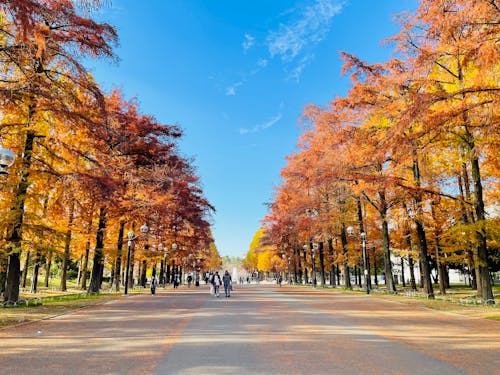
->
(30, 253, 41, 294)
(328, 239, 335, 286)
(458, 166, 477, 289)
(470, 156, 494, 303)
(88, 207, 106, 294)
(166, 264, 171, 285)
(114, 221, 125, 291)
(293, 249, 298, 284)
(0, 256, 7, 295)
(296, 248, 302, 284)
(60, 200, 75, 291)
(21, 251, 30, 289)
(379, 191, 395, 293)
(318, 242, 325, 286)
(4, 131, 35, 303)
(303, 247, 308, 284)
(159, 255, 165, 286)
(412, 156, 434, 299)
(431, 204, 446, 295)
(340, 224, 351, 288)
(401, 256, 406, 288)
(81, 240, 90, 289)
(141, 259, 147, 287)
(44, 251, 52, 288)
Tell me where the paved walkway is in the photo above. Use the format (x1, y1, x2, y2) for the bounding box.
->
(0, 285, 499, 374)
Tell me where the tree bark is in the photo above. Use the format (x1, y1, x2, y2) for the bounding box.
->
(141, 259, 147, 287)
(340, 224, 351, 288)
(60, 200, 75, 291)
(411, 155, 434, 298)
(44, 250, 52, 288)
(21, 251, 30, 289)
(318, 242, 326, 286)
(303, 247, 308, 284)
(470, 156, 494, 303)
(328, 239, 335, 286)
(403, 222, 418, 291)
(30, 252, 41, 293)
(88, 207, 106, 294)
(81, 240, 90, 289)
(373, 250, 378, 286)
(379, 191, 396, 293)
(0, 256, 7, 295)
(5, 131, 35, 303)
(114, 221, 125, 291)
(296, 248, 302, 284)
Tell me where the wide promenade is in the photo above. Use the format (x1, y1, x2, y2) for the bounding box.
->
(0, 285, 498, 375)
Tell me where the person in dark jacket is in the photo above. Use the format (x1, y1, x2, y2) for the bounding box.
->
(211, 271, 222, 297)
(150, 276, 158, 295)
(222, 270, 232, 298)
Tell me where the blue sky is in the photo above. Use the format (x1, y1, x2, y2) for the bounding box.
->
(87, 0, 417, 257)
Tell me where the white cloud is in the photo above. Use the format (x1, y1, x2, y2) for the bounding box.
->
(242, 33, 255, 52)
(225, 81, 243, 96)
(239, 113, 283, 135)
(287, 54, 314, 82)
(266, 0, 343, 79)
(257, 58, 268, 67)
(267, 0, 342, 61)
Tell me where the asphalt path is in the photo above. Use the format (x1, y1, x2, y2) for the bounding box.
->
(0, 285, 498, 375)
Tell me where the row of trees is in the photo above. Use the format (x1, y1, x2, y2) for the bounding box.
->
(249, 0, 499, 303)
(0, 0, 217, 303)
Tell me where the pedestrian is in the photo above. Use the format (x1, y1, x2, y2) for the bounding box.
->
(150, 276, 158, 295)
(278, 275, 282, 287)
(211, 271, 222, 297)
(222, 270, 232, 298)
(173, 276, 180, 289)
(187, 274, 193, 288)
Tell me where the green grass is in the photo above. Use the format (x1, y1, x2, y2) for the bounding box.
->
(0, 292, 120, 329)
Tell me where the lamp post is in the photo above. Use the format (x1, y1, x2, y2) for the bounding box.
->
(0, 146, 15, 175)
(124, 223, 149, 295)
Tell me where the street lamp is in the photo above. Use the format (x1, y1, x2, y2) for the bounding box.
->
(0, 146, 15, 175)
(347, 226, 370, 294)
(124, 223, 149, 295)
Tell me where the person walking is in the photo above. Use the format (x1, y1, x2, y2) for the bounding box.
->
(211, 271, 222, 297)
(150, 276, 158, 295)
(222, 270, 232, 298)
